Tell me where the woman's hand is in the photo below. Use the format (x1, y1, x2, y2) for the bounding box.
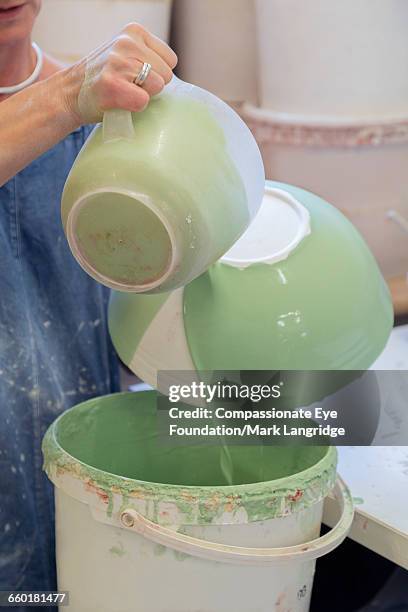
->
(0, 24, 177, 185)
(62, 23, 178, 126)
(0, 23, 177, 186)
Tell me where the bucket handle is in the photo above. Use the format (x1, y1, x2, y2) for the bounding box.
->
(103, 109, 135, 142)
(118, 476, 354, 566)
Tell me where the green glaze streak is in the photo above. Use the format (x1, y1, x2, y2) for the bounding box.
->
(183, 181, 393, 371)
(62, 93, 249, 292)
(106, 490, 114, 518)
(174, 551, 190, 562)
(75, 192, 172, 285)
(108, 290, 170, 365)
(42, 392, 337, 525)
(110, 542, 125, 557)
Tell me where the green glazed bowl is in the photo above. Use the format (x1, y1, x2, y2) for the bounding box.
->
(109, 182, 394, 386)
(61, 77, 264, 293)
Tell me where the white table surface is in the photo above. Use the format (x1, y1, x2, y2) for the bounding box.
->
(323, 325, 408, 569)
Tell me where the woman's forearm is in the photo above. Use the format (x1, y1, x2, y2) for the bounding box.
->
(0, 69, 80, 186)
(0, 23, 177, 187)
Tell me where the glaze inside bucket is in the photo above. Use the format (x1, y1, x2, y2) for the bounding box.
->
(51, 392, 329, 488)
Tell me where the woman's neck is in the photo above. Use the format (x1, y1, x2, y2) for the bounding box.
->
(0, 39, 35, 88)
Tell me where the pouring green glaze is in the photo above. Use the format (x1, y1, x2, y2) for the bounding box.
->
(108, 182, 393, 384)
(61, 77, 265, 293)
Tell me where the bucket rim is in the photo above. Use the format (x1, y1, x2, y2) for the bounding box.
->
(43, 391, 337, 523)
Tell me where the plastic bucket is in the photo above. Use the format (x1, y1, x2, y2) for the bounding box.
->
(43, 392, 354, 612)
(33, 0, 173, 63)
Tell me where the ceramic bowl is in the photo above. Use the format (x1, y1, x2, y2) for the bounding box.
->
(109, 182, 394, 387)
(62, 77, 264, 294)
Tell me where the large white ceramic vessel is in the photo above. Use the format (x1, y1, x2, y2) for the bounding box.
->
(255, 0, 408, 119)
(172, 0, 258, 105)
(33, 0, 173, 62)
(246, 0, 408, 278)
(241, 118, 408, 278)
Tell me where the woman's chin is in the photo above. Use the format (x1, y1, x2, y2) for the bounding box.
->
(0, 3, 36, 43)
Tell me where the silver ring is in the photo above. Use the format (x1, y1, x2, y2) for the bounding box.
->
(134, 62, 152, 86)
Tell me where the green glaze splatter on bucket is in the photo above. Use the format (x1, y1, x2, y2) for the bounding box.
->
(43, 392, 337, 526)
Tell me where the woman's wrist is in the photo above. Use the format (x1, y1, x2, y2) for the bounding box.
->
(49, 65, 84, 134)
